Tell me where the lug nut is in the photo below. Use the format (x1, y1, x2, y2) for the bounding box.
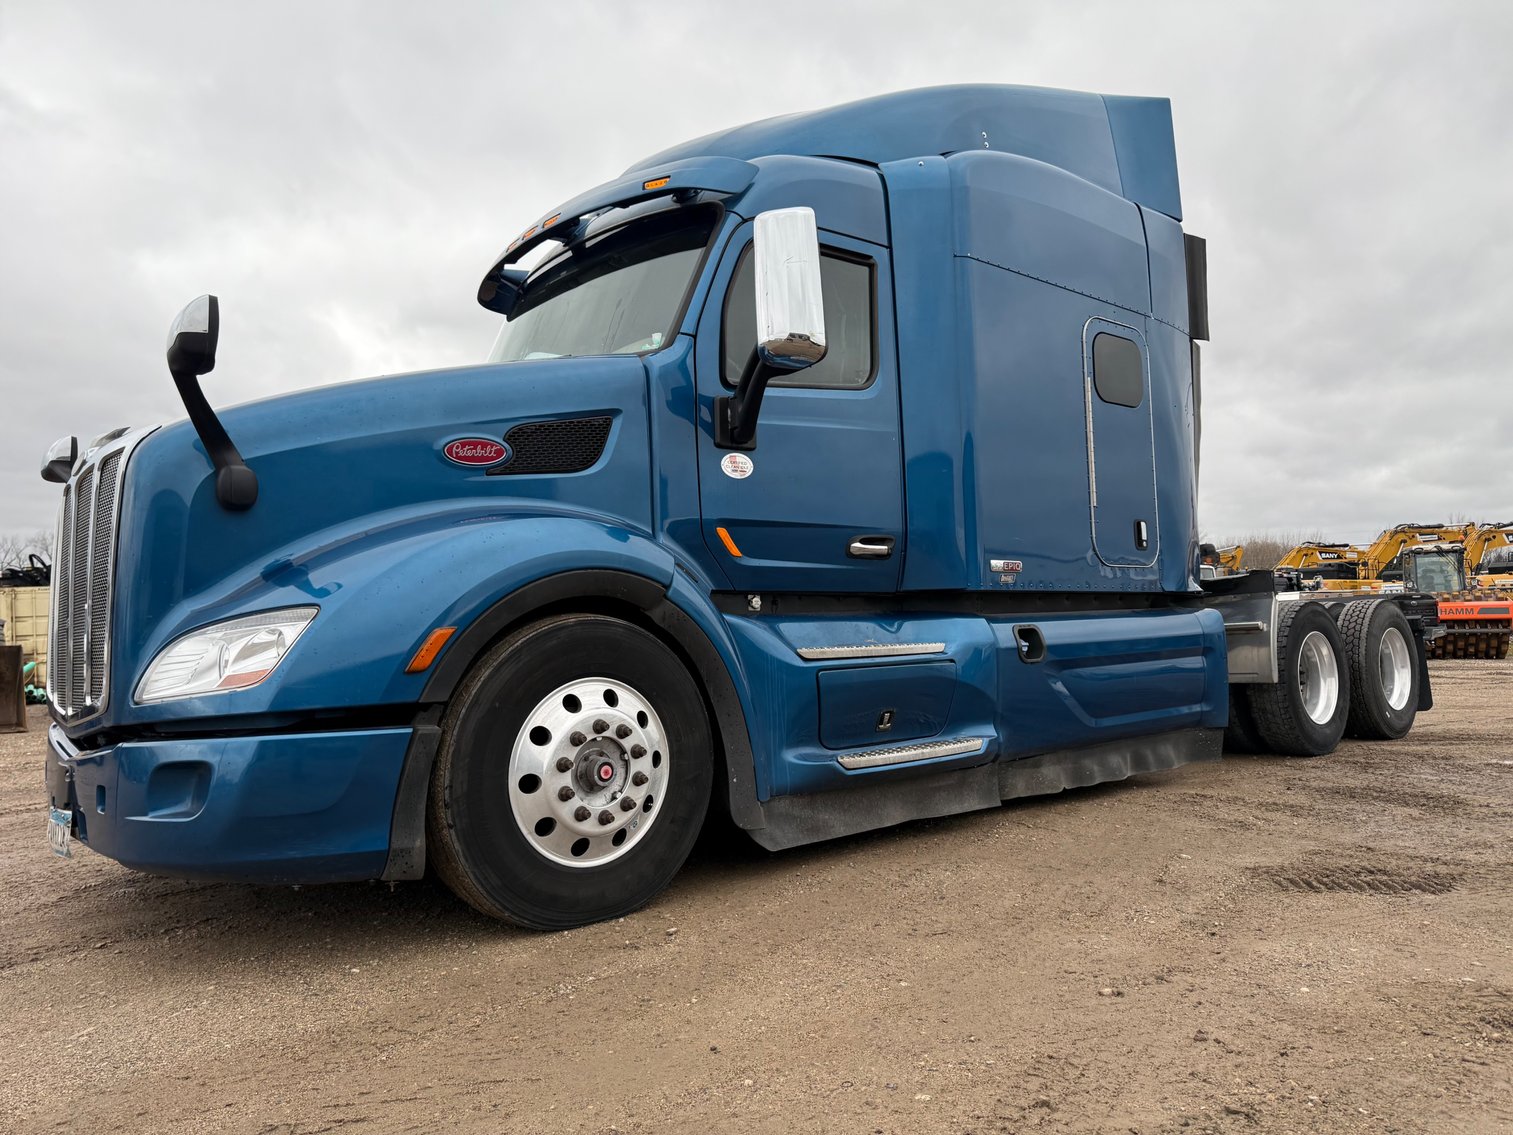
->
(555, 756, 574, 772)
(620, 796, 637, 812)
(597, 809, 615, 826)
(615, 723, 632, 739)
(593, 719, 609, 735)
(574, 805, 591, 822)
(632, 771, 649, 786)
(557, 786, 575, 801)
(570, 731, 586, 747)
(631, 744, 646, 759)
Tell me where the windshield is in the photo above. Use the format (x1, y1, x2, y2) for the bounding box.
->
(1406, 551, 1464, 593)
(488, 205, 719, 363)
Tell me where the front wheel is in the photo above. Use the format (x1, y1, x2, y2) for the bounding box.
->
(427, 614, 713, 929)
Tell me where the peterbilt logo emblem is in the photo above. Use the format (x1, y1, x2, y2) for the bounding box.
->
(443, 438, 510, 467)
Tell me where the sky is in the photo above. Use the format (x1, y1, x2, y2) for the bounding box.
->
(1, 0, 1510, 551)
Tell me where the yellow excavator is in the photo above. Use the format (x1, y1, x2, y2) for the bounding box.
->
(1198, 544, 1245, 579)
(1273, 541, 1365, 586)
(1275, 524, 1510, 659)
(1467, 523, 1513, 589)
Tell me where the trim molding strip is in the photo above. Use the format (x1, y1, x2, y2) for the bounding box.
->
(796, 642, 946, 661)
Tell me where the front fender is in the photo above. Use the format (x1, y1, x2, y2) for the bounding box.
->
(110, 502, 675, 730)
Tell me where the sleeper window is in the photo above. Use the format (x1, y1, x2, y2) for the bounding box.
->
(722, 247, 874, 388)
(1092, 332, 1144, 408)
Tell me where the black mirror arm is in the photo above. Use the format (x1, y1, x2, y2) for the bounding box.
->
(715, 348, 796, 451)
(171, 368, 258, 510)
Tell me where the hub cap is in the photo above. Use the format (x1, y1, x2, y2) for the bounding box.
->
(508, 678, 668, 867)
(1378, 625, 1412, 711)
(1297, 629, 1340, 726)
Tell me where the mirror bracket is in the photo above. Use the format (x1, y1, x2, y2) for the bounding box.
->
(165, 295, 258, 511)
(715, 350, 788, 450)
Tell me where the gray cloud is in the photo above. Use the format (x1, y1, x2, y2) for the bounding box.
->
(2, 0, 1509, 548)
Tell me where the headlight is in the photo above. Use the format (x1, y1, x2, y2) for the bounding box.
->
(135, 607, 318, 703)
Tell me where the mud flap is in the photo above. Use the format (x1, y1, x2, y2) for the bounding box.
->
(1414, 627, 1434, 711)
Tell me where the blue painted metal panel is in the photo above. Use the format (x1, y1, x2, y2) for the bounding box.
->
(731, 155, 889, 246)
(62, 728, 410, 882)
(883, 156, 971, 592)
(949, 150, 1151, 316)
(1102, 95, 1183, 221)
(992, 606, 1227, 754)
(1142, 206, 1190, 335)
(952, 260, 1155, 590)
(1144, 317, 1203, 592)
(818, 661, 957, 749)
(1083, 318, 1160, 568)
(721, 613, 1000, 798)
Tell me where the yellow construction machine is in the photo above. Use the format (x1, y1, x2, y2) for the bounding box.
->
(1273, 542, 1364, 587)
(1198, 543, 1245, 579)
(1274, 524, 1510, 659)
(1467, 523, 1513, 590)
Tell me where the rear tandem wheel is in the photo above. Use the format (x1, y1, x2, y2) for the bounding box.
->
(1337, 598, 1419, 740)
(1246, 602, 1351, 757)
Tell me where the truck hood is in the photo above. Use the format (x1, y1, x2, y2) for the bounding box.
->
(112, 353, 653, 679)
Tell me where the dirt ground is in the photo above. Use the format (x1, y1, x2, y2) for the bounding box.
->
(1, 662, 1510, 1135)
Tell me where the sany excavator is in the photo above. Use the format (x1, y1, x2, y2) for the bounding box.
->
(1276, 524, 1511, 660)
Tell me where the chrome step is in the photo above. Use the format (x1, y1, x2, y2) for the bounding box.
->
(837, 736, 988, 771)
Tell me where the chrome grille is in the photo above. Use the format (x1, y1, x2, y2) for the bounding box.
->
(67, 465, 94, 713)
(49, 433, 143, 721)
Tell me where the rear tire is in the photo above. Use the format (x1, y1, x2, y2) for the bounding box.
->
(1248, 602, 1351, 757)
(1339, 599, 1418, 740)
(427, 614, 713, 929)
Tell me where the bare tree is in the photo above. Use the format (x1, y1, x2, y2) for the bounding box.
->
(1206, 530, 1327, 571)
(0, 530, 53, 570)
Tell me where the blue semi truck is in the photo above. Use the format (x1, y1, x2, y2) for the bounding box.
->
(41, 86, 1438, 928)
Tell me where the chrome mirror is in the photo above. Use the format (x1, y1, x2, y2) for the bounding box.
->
(166, 294, 219, 377)
(40, 435, 77, 484)
(753, 207, 827, 369)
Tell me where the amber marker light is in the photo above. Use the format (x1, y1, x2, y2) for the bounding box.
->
(715, 527, 743, 557)
(642, 176, 671, 190)
(543, 213, 561, 228)
(405, 627, 457, 673)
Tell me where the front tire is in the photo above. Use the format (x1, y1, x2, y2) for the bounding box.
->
(1248, 602, 1351, 757)
(427, 614, 713, 929)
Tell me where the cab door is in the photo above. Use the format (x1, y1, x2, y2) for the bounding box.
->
(695, 224, 904, 591)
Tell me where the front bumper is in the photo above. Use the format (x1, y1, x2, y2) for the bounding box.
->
(45, 722, 412, 883)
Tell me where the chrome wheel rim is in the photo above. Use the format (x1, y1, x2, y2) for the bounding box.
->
(1297, 630, 1340, 725)
(508, 678, 669, 868)
(1378, 626, 1412, 712)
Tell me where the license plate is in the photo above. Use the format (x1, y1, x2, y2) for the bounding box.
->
(47, 807, 73, 859)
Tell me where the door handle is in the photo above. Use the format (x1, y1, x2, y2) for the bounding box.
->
(848, 536, 895, 559)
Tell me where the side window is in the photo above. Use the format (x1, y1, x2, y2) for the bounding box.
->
(1092, 332, 1144, 408)
(722, 246, 875, 388)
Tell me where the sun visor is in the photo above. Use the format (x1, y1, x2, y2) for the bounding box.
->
(478, 156, 757, 312)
